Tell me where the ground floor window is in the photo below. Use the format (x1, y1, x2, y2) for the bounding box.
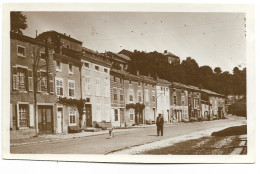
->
(19, 104, 29, 127)
(114, 109, 118, 121)
(69, 108, 76, 125)
(130, 109, 134, 120)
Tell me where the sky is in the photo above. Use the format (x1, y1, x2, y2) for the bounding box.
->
(22, 12, 246, 73)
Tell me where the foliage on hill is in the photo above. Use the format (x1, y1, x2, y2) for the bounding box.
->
(228, 97, 247, 117)
(119, 49, 246, 96)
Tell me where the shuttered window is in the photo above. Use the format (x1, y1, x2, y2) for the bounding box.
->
(12, 66, 18, 90)
(68, 80, 75, 98)
(56, 78, 63, 96)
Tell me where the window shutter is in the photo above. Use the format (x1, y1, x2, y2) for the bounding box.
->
(60, 87, 63, 96)
(49, 80, 54, 93)
(37, 72, 41, 92)
(12, 67, 18, 90)
(29, 104, 34, 127)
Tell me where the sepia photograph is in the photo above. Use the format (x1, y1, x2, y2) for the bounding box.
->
(2, 3, 255, 164)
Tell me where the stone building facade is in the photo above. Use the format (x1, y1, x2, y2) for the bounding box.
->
(156, 78, 171, 123)
(81, 47, 112, 127)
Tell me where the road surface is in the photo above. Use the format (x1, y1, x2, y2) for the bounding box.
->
(10, 115, 246, 154)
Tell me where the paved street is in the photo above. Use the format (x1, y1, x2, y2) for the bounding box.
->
(10, 115, 246, 154)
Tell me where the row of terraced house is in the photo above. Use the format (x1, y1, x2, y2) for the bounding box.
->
(10, 31, 226, 139)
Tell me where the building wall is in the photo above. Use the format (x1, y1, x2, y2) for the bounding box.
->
(143, 83, 156, 123)
(110, 73, 125, 127)
(170, 88, 189, 122)
(54, 55, 81, 133)
(156, 85, 170, 122)
(201, 103, 210, 119)
(10, 36, 56, 138)
(81, 59, 111, 125)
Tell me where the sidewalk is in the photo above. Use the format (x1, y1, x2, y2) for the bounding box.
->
(10, 124, 158, 147)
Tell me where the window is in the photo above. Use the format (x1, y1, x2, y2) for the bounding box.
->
(120, 90, 124, 101)
(174, 96, 177, 105)
(69, 63, 73, 74)
(120, 78, 123, 84)
(129, 80, 132, 85)
(28, 69, 33, 91)
(17, 45, 25, 57)
(19, 104, 29, 127)
(166, 87, 168, 91)
(105, 79, 109, 97)
(85, 77, 91, 94)
(130, 109, 134, 120)
(95, 65, 99, 71)
(152, 91, 155, 102)
(84, 62, 89, 68)
(138, 82, 141, 86)
(38, 71, 47, 92)
(114, 76, 116, 82)
(182, 95, 185, 105)
(40, 52, 45, 59)
(138, 91, 142, 102)
(68, 80, 75, 98)
(69, 108, 76, 125)
(95, 78, 100, 96)
(161, 87, 163, 91)
(12, 67, 27, 91)
(56, 78, 63, 96)
(67, 45, 70, 49)
(129, 90, 134, 102)
(114, 109, 118, 121)
(194, 98, 197, 108)
(56, 60, 61, 71)
(104, 68, 108, 73)
(113, 88, 117, 101)
(145, 89, 149, 102)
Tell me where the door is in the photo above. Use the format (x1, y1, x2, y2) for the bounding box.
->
(57, 108, 63, 133)
(38, 106, 53, 134)
(120, 109, 124, 125)
(85, 104, 92, 127)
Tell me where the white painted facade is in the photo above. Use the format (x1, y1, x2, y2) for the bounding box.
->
(156, 85, 170, 122)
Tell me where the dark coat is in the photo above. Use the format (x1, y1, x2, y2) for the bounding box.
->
(156, 116, 164, 126)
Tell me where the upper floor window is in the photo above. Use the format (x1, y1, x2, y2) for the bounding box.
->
(120, 90, 124, 101)
(56, 60, 61, 72)
(68, 80, 75, 98)
(113, 88, 118, 101)
(104, 68, 108, 73)
(174, 96, 177, 105)
(114, 76, 116, 82)
(129, 80, 132, 85)
(12, 67, 27, 91)
(84, 62, 89, 68)
(38, 71, 47, 92)
(138, 91, 142, 103)
(67, 45, 70, 49)
(56, 78, 64, 96)
(138, 82, 141, 86)
(95, 65, 99, 71)
(40, 52, 45, 59)
(152, 91, 155, 102)
(17, 45, 25, 57)
(69, 63, 73, 74)
(120, 78, 123, 84)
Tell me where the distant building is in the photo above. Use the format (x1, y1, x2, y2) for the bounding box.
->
(156, 78, 171, 123)
(106, 51, 130, 127)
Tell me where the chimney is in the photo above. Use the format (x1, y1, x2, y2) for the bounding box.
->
(134, 49, 137, 53)
(35, 30, 38, 37)
(164, 50, 167, 54)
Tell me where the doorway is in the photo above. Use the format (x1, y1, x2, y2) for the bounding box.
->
(85, 104, 92, 127)
(38, 105, 53, 134)
(57, 108, 63, 133)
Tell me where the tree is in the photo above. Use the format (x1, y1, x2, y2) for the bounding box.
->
(214, 67, 222, 74)
(10, 12, 28, 34)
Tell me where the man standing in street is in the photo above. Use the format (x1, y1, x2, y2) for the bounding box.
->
(156, 114, 164, 136)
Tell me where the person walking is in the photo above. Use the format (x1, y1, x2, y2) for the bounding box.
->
(156, 114, 164, 136)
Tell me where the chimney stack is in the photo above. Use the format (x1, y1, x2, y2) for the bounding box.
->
(164, 50, 167, 54)
(35, 30, 38, 37)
